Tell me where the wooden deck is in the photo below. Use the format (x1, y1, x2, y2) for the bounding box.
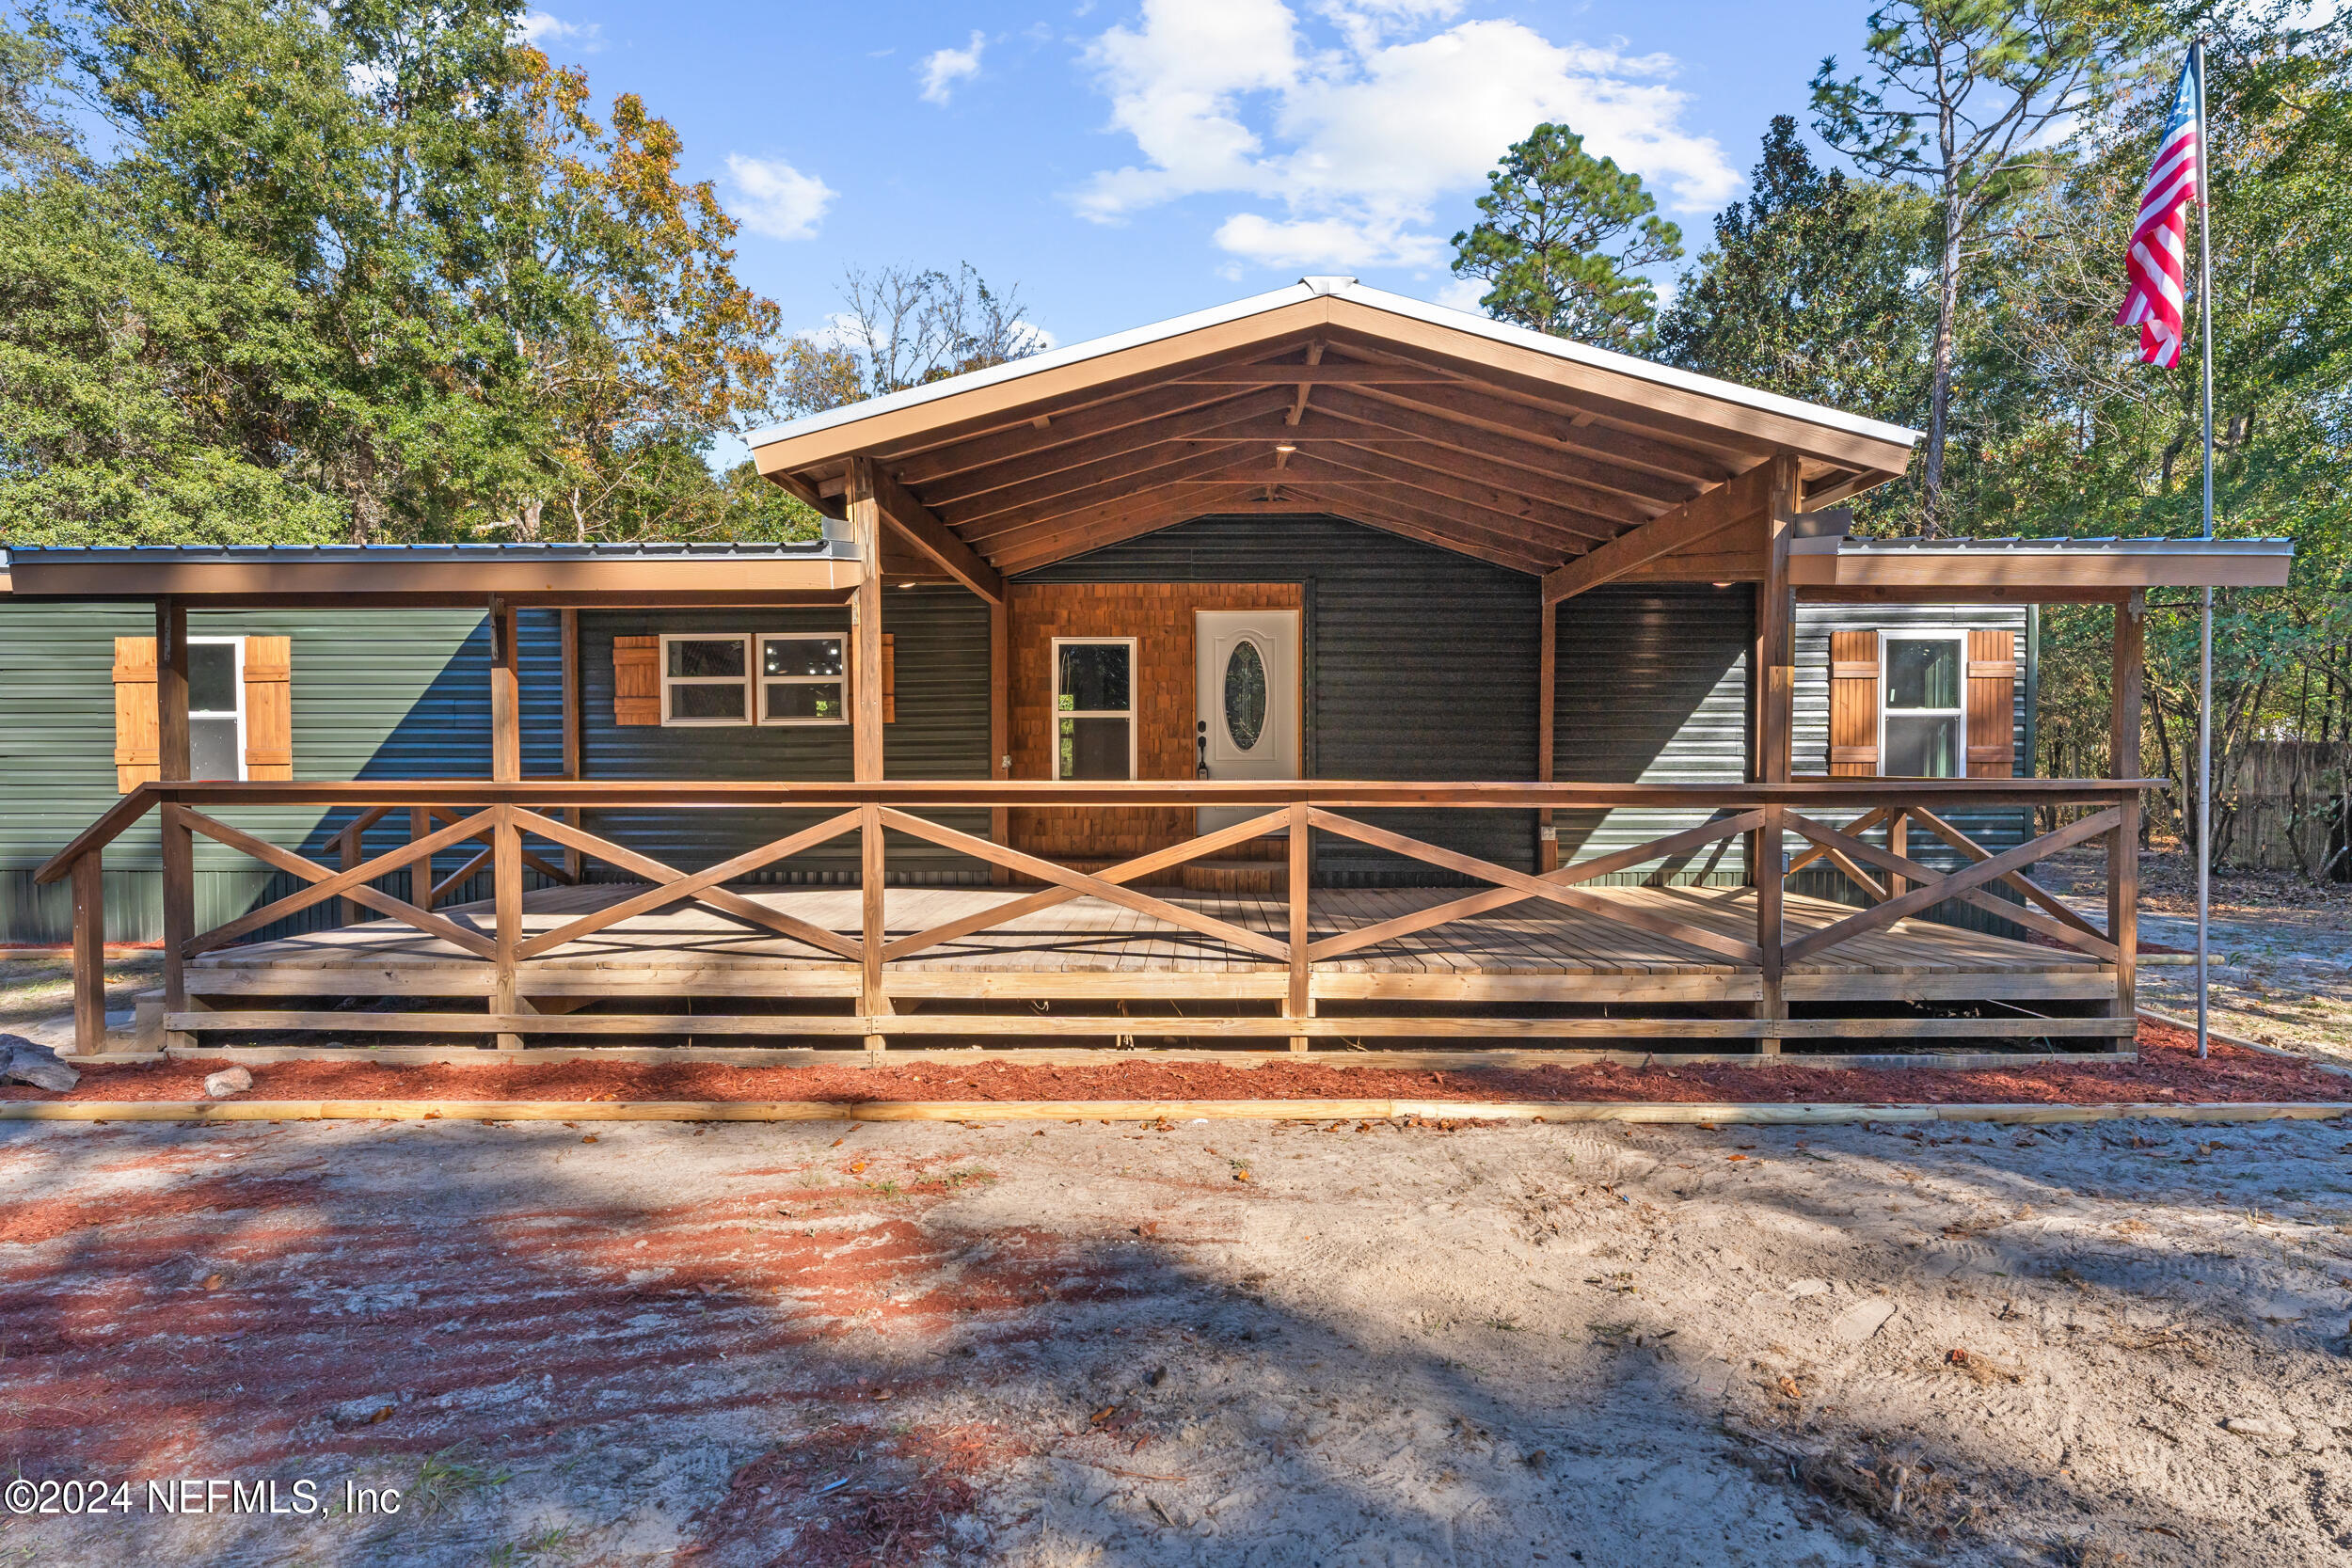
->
(173, 880, 2119, 1032)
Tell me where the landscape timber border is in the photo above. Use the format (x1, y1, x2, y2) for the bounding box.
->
(1, 1099, 2344, 1127)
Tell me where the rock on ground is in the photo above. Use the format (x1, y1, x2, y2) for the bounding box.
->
(202, 1065, 252, 1099)
(2, 1037, 78, 1092)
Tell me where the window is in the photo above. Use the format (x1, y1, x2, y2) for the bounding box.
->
(1053, 637, 1136, 780)
(759, 635, 847, 724)
(658, 633, 850, 726)
(1880, 633, 1964, 777)
(661, 636, 750, 724)
(187, 637, 245, 781)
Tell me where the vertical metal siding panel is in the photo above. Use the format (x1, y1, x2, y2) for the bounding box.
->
(578, 594, 992, 881)
(0, 604, 517, 939)
(1020, 516, 1540, 881)
(1552, 585, 1753, 882)
(1791, 602, 2033, 935)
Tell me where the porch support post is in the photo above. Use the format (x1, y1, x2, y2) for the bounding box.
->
(1536, 596, 1558, 874)
(1755, 453, 1799, 785)
(990, 594, 1010, 886)
(71, 849, 104, 1054)
(861, 801, 888, 1056)
(1755, 803, 1785, 1055)
(492, 803, 523, 1050)
(560, 606, 582, 881)
(848, 458, 892, 1053)
(847, 457, 886, 784)
(1287, 801, 1311, 1051)
(2109, 592, 2144, 1049)
(488, 595, 521, 784)
(155, 596, 192, 1021)
(1752, 459, 1797, 1057)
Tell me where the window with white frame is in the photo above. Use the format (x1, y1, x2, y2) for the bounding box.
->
(759, 635, 847, 724)
(1053, 637, 1136, 780)
(661, 635, 751, 724)
(660, 633, 850, 726)
(187, 636, 245, 781)
(1880, 632, 1965, 777)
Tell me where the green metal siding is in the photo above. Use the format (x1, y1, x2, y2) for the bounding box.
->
(576, 594, 992, 881)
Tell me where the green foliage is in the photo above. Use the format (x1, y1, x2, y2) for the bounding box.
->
(1657, 116, 1933, 424)
(1811, 0, 2110, 523)
(0, 0, 795, 546)
(1450, 123, 1683, 353)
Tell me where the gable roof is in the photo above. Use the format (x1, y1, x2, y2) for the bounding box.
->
(748, 277, 1921, 580)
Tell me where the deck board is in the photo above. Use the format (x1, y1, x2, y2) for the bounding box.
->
(189, 880, 2100, 986)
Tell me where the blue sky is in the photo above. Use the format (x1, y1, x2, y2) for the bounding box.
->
(519, 0, 1871, 353)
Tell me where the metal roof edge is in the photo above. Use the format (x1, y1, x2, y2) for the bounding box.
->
(742, 280, 1324, 451)
(1324, 282, 1922, 450)
(1817, 536, 2296, 553)
(743, 277, 1924, 458)
(1, 540, 852, 564)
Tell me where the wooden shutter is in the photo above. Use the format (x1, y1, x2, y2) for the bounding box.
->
(1965, 628, 2017, 777)
(111, 637, 159, 793)
(1827, 630, 1880, 775)
(613, 636, 660, 724)
(242, 635, 293, 780)
(882, 633, 896, 723)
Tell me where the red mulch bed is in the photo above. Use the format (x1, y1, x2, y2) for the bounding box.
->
(8, 1022, 2346, 1108)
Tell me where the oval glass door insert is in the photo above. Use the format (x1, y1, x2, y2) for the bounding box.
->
(1223, 639, 1267, 752)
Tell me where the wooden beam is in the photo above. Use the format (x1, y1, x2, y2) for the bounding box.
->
(1295, 444, 1627, 538)
(989, 594, 1010, 884)
(1542, 459, 1776, 604)
(866, 461, 1005, 601)
(72, 849, 103, 1054)
(1343, 376, 1742, 483)
(1269, 484, 1554, 577)
(945, 441, 1255, 533)
(886, 381, 1257, 486)
(488, 595, 521, 784)
(1182, 362, 1460, 383)
(155, 595, 189, 782)
(1537, 597, 1557, 873)
(2111, 591, 2144, 779)
(1313, 388, 1701, 507)
(847, 457, 886, 783)
(915, 388, 1293, 508)
(1756, 454, 1800, 785)
(1270, 460, 1597, 563)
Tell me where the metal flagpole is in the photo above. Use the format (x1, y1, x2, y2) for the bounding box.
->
(2193, 37, 2215, 1060)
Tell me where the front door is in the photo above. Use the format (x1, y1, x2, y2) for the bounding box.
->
(1195, 610, 1300, 834)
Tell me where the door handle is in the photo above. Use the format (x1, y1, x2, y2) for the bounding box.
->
(1196, 720, 1210, 779)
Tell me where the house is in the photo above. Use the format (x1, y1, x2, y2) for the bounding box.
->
(7, 278, 2292, 1057)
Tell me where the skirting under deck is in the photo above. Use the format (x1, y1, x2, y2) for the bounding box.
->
(165, 880, 2125, 1047)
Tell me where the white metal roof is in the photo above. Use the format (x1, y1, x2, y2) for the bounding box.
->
(744, 276, 1924, 454)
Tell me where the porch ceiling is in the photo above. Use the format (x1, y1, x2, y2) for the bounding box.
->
(749, 279, 1920, 581)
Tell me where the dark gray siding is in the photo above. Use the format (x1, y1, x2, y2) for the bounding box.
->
(1553, 584, 1754, 881)
(577, 592, 992, 881)
(1021, 515, 1541, 882)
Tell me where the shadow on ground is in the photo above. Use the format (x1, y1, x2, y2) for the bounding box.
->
(0, 1110, 2347, 1566)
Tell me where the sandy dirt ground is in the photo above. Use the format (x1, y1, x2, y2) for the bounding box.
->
(3, 1111, 2350, 1567)
(2041, 845, 2352, 1065)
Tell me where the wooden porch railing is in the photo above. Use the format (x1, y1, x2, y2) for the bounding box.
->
(39, 778, 2148, 1054)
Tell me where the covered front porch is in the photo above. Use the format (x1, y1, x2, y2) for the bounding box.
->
(16, 279, 2292, 1058)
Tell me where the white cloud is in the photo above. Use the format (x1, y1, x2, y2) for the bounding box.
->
(920, 31, 987, 105)
(515, 10, 603, 52)
(1073, 0, 1737, 275)
(723, 155, 837, 242)
(1435, 276, 1486, 311)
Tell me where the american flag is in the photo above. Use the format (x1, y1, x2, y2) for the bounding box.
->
(2116, 51, 2204, 369)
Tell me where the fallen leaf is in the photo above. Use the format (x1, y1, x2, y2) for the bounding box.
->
(849, 1160, 867, 1174)
(1777, 1375, 1804, 1401)
(581, 1135, 598, 1145)
(201, 1274, 223, 1291)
